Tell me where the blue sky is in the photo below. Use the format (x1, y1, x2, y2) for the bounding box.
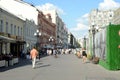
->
(23, 0, 120, 39)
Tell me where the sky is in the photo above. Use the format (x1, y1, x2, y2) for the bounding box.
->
(23, 0, 120, 39)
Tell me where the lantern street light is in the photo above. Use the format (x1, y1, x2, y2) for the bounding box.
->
(34, 29, 41, 50)
(59, 39, 62, 49)
(49, 36, 54, 55)
(49, 36, 54, 49)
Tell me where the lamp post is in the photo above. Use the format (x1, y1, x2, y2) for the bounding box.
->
(91, 24, 98, 58)
(34, 29, 41, 50)
(92, 25, 95, 57)
(83, 36, 86, 49)
(59, 39, 62, 49)
(49, 36, 54, 49)
(49, 36, 54, 55)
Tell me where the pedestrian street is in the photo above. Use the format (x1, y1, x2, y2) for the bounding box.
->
(0, 54, 120, 80)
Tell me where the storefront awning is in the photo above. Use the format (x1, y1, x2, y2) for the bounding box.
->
(0, 35, 16, 42)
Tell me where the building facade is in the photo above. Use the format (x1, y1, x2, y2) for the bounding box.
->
(0, 0, 43, 53)
(113, 8, 120, 24)
(89, 9, 114, 29)
(38, 11, 56, 49)
(0, 8, 25, 57)
(42, 10, 68, 48)
(23, 19, 38, 52)
(88, 9, 114, 55)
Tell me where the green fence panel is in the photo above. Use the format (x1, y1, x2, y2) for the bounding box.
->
(99, 24, 120, 70)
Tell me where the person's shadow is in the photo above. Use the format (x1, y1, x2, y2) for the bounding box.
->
(35, 61, 50, 69)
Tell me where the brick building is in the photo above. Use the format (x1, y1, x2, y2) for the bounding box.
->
(38, 11, 56, 48)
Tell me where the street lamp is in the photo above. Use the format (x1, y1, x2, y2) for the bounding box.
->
(34, 29, 41, 50)
(59, 39, 62, 49)
(83, 36, 86, 49)
(49, 36, 54, 49)
(92, 25, 95, 58)
(91, 24, 98, 58)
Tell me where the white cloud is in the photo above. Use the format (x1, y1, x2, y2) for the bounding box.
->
(70, 23, 88, 31)
(98, 0, 120, 10)
(70, 13, 89, 31)
(70, 13, 89, 38)
(36, 3, 65, 15)
(77, 13, 89, 25)
(82, 13, 89, 18)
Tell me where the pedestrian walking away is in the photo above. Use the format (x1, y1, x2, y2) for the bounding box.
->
(39, 49, 42, 60)
(30, 47, 38, 69)
(82, 48, 87, 63)
(53, 48, 58, 58)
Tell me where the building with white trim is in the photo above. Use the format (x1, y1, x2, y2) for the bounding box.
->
(113, 8, 120, 24)
(42, 10, 68, 48)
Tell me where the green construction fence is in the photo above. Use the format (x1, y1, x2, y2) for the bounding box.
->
(99, 24, 120, 70)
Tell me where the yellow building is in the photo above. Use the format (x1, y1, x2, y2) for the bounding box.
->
(0, 8, 25, 57)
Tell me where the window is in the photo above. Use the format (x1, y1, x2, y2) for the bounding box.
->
(21, 28, 22, 36)
(18, 27, 19, 36)
(14, 25, 16, 35)
(6, 22, 8, 33)
(11, 24, 13, 34)
(0, 20, 3, 32)
(26, 27, 28, 36)
(110, 14, 112, 17)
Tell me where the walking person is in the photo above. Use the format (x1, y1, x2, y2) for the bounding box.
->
(26, 49, 30, 59)
(53, 48, 57, 58)
(38, 49, 41, 60)
(30, 47, 38, 69)
(82, 48, 87, 63)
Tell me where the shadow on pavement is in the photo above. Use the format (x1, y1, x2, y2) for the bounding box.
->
(35, 64, 51, 69)
(0, 55, 49, 72)
(0, 58, 31, 72)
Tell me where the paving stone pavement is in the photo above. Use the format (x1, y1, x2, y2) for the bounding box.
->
(0, 54, 120, 80)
